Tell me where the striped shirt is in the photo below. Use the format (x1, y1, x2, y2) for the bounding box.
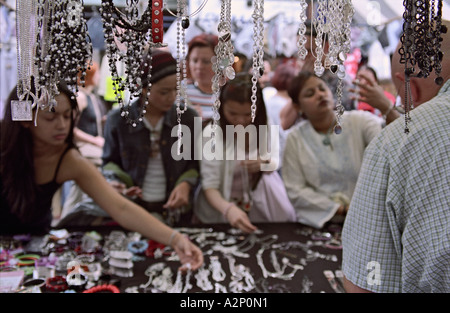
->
(185, 82, 214, 120)
(342, 79, 450, 292)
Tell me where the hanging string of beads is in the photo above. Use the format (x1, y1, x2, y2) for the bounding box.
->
(99, 0, 154, 127)
(175, 0, 189, 155)
(250, 0, 264, 123)
(211, 0, 235, 145)
(398, 0, 446, 133)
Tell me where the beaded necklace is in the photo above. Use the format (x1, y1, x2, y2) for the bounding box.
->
(399, 0, 446, 133)
(99, 0, 154, 127)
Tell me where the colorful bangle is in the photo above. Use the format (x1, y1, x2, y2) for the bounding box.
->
(45, 275, 68, 292)
(83, 284, 120, 293)
(15, 254, 40, 266)
(128, 240, 149, 254)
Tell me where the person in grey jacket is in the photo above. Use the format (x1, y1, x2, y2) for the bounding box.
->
(102, 49, 199, 227)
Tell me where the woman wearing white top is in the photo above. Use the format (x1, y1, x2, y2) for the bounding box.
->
(282, 71, 382, 229)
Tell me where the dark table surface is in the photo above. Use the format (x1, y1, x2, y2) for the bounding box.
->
(1, 222, 344, 294)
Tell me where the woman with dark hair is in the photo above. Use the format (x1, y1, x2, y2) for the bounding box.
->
(0, 81, 203, 271)
(282, 71, 382, 229)
(194, 73, 296, 233)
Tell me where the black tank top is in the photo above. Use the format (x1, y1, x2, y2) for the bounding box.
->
(0, 147, 71, 235)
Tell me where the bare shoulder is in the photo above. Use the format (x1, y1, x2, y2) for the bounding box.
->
(57, 148, 99, 181)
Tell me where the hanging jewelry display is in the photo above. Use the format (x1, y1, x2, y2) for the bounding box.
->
(250, 0, 264, 123)
(296, 0, 308, 66)
(13, 0, 37, 121)
(100, 0, 155, 127)
(398, 0, 446, 133)
(310, 0, 354, 134)
(14, 0, 92, 120)
(210, 0, 235, 144)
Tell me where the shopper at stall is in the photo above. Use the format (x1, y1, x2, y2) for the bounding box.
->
(184, 33, 218, 121)
(342, 21, 450, 293)
(350, 65, 398, 125)
(282, 71, 382, 229)
(194, 73, 297, 234)
(0, 79, 203, 270)
(102, 49, 200, 227)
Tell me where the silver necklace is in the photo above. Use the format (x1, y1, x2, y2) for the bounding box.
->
(250, 0, 264, 122)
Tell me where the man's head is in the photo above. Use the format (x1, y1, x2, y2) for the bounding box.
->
(391, 20, 450, 107)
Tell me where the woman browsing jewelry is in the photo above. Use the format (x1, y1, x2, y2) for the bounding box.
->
(282, 71, 383, 229)
(0, 79, 204, 271)
(194, 73, 297, 234)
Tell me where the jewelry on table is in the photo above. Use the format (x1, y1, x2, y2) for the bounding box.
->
(168, 263, 192, 293)
(209, 255, 226, 282)
(215, 282, 228, 293)
(194, 264, 213, 291)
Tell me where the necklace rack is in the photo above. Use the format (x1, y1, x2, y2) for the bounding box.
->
(399, 0, 446, 133)
(100, 0, 154, 127)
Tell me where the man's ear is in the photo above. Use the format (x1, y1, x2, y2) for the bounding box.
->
(408, 78, 421, 105)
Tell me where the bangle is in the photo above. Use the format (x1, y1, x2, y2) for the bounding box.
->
(83, 284, 120, 293)
(45, 276, 68, 292)
(382, 103, 395, 120)
(15, 254, 40, 266)
(127, 240, 149, 255)
(168, 230, 180, 247)
(223, 203, 234, 219)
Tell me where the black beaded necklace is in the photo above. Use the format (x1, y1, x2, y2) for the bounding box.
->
(399, 0, 446, 133)
(99, 0, 154, 127)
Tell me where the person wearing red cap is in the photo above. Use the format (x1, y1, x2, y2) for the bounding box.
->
(102, 49, 200, 227)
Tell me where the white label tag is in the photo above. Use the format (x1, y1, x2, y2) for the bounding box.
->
(11, 100, 32, 121)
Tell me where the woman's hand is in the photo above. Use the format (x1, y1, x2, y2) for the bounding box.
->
(171, 232, 204, 271)
(163, 181, 191, 210)
(224, 204, 257, 234)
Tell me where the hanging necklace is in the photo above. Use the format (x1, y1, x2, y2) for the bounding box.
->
(210, 0, 235, 145)
(99, 0, 154, 127)
(296, 0, 308, 65)
(250, 0, 264, 123)
(309, 0, 354, 134)
(398, 0, 446, 133)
